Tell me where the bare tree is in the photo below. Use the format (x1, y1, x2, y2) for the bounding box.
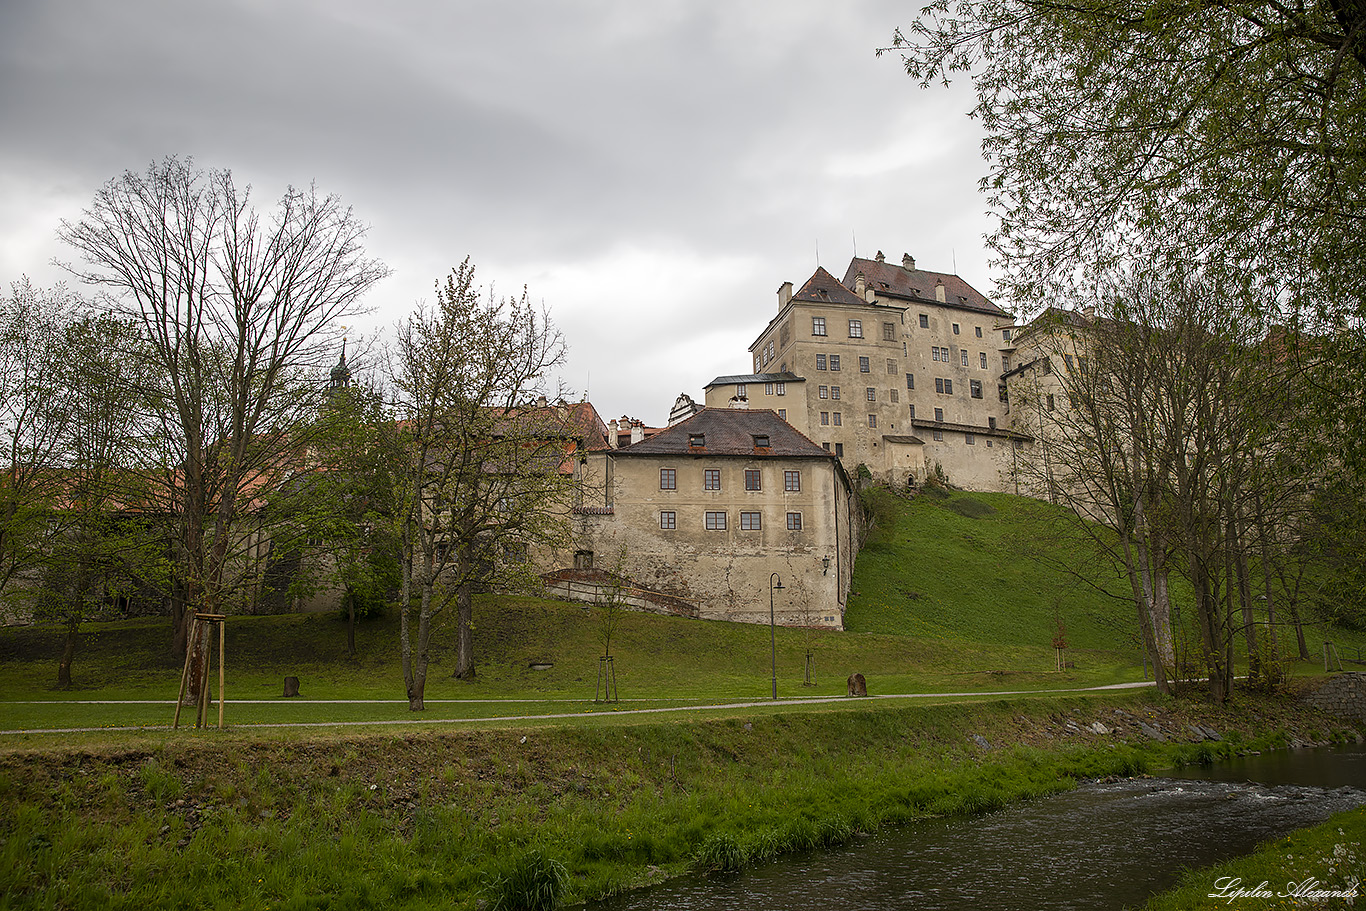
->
(58, 157, 387, 705)
(389, 259, 573, 710)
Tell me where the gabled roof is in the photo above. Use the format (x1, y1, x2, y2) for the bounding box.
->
(611, 408, 833, 459)
(791, 266, 869, 307)
(843, 256, 1011, 319)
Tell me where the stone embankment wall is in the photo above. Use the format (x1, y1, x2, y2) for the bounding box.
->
(1301, 672, 1366, 723)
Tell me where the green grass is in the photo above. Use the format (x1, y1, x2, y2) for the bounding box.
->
(1142, 807, 1365, 910)
(2, 692, 1353, 911)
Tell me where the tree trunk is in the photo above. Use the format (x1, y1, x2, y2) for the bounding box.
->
(455, 580, 476, 680)
(57, 617, 77, 689)
(345, 588, 356, 657)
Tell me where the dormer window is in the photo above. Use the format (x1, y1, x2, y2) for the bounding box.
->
(689, 434, 705, 448)
(752, 434, 770, 448)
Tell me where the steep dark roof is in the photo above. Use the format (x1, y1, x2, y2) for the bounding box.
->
(612, 408, 832, 459)
(843, 256, 1011, 319)
(792, 267, 869, 307)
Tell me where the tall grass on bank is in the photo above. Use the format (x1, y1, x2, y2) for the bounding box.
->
(2, 693, 1354, 911)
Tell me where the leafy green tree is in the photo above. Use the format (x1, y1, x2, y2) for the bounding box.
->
(889, 0, 1365, 312)
(390, 259, 574, 710)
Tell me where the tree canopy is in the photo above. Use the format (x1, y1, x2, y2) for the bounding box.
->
(890, 0, 1365, 312)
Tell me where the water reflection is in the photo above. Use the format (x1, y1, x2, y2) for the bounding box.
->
(593, 744, 1366, 911)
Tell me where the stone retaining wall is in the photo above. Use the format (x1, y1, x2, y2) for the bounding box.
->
(1301, 672, 1366, 723)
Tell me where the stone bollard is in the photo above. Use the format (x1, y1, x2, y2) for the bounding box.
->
(283, 676, 300, 698)
(846, 673, 868, 697)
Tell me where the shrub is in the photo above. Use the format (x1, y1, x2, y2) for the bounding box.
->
(484, 849, 568, 911)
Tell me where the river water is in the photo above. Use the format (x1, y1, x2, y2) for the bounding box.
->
(592, 744, 1366, 911)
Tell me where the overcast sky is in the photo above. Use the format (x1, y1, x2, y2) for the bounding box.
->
(0, 0, 999, 424)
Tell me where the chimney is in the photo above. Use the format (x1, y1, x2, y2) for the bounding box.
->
(730, 395, 749, 410)
(935, 279, 946, 303)
(854, 271, 866, 298)
(630, 421, 644, 445)
(608, 419, 619, 449)
(875, 250, 885, 263)
(902, 253, 916, 272)
(1081, 304, 1096, 321)
(778, 281, 793, 308)
(536, 394, 547, 408)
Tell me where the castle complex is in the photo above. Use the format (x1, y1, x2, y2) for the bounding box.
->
(551, 250, 1040, 630)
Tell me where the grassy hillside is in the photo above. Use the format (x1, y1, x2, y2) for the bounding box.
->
(846, 486, 1139, 650)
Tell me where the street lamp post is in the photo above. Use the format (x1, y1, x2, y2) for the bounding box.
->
(769, 573, 784, 699)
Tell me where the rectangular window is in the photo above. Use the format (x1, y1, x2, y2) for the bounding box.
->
(660, 468, 676, 489)
(999, 385, 1009, 404)
(830, 355, 841, 371)
(765, 383, 774, 395)
(932, 429, 944, 441)
(975, 326, 983, 338)
(736, 383, 747, 398)
(831, 386, 841, 400)
(953, 323, 961, 335)
(819, 385, 829, 399)
(776, 382, 785, 394)
(706, 511, 726, 530)
(740, 511, 761, 531)
(689, 434, 705, 448)
(980, 352, 988, 369)
(832, 412, 842, 426)
(821, 411, 830, 425)
(965, 433, 976, 445)
(868, 414, 877, 428)
(934, 407, 944, 422)
(778, 408, 786, 420)
(866, 387, 876, 402)
(886, 358, 897, 374)
(785, 470, 801, 491)
(704, 469, 720, 490)
(812, 316, 827, 336)
(660, 511, 676, 529)
(835, 442, 844, 457)
(859, 356, 870, 373)
(1077, 356, 1088, 374)
(935, 377, 953, 394)
(745, 469, 761, 491)
(752, 434, 770, 448)
(1043, 356, 1053, 374)
(816, 354, 827, 371)
(1003, 355, 1011, 372)
(908, 404, 915, 419)
(848, 319, 863, 338)
(932, 347, 940, 362)
(919, 314, 929, 328)
(883, 322, 896, 341)
(787, 512, 803, 530)
(970, 380, 983, 399)
(961, 349, 969, 367)
(988, 416, 997, 430)
(906, 373, 914, 390)
(944, 378, 953, 394)
(890, 389, 899, 403)
(1003, 328, 1013, 341)
(1064, 353, 1074, 371)
(1046, 394, 1055, 411)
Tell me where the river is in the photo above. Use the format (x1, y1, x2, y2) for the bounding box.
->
(592, 743, 1366, 911)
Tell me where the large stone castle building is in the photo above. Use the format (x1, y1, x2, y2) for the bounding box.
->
(704, 252, 1029, 492)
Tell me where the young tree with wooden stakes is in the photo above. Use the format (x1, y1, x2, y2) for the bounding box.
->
(58, 157, 387, 708)
(390, 259, 574, 710)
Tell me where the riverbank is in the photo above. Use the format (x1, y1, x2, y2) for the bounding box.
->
(2, 690, 1361, 910)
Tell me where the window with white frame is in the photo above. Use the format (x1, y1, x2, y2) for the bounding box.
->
(812, 317, 826, 336)
(848, 319, 863, 338)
